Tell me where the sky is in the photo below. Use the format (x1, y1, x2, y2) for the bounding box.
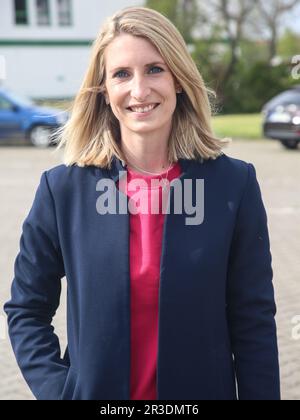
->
(284, 3, 300, 34)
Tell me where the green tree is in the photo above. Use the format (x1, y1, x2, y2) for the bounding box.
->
(278, 29, 300, 58)
(145, 0, 200, 44)
(255, 0, 299, 61)
(221, 61, 294, 114)
(145, 0, 179, 24)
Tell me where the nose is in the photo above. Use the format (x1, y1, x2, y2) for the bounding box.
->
(130, 73, 151, 101)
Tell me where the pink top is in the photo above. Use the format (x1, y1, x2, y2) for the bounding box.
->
(117, 161, 182, 400)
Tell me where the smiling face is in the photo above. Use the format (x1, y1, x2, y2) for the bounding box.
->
(104, 34, 180, 139)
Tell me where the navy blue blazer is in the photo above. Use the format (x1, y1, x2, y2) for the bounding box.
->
(4, 154, 280, 400)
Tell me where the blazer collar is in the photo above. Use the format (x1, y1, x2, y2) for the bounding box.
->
(109, 156, 200, 183)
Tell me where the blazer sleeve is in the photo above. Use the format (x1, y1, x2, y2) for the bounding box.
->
(3, 171, 69, 400)
(227, 163, 280, 400)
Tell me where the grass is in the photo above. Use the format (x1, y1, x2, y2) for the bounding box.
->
(212, 113, 264, 140)
(35, 99, 73, 110)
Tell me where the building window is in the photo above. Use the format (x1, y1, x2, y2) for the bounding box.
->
(57, 0, 72, 26)
(14, 0, 28, 25)
(36, 0, 51, 26)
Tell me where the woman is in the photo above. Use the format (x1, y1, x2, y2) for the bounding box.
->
(4, 7, 280, 400)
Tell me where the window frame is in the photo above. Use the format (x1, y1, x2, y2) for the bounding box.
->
(36, 0, 51, 27)
(14, 0, 29, 26)
(57, 0, 73, 27)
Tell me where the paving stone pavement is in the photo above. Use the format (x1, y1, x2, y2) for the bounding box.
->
(0, 140, 299, 400)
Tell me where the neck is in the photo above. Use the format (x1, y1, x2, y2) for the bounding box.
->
(121, 139, 171, 174)
(120, 122, 172, 173)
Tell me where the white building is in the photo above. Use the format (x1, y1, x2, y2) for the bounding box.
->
(0, 0, 142, 98)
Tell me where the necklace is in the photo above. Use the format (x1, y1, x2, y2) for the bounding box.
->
(124, 157, 174, 188)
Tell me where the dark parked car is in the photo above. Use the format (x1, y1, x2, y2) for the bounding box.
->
(262, 85, 300, 150)
(0, 87, 68, 147)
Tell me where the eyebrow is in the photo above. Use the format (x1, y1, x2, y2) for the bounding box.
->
(109, 62, 166, 74)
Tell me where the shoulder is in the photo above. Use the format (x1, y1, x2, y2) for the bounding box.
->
(191, 153, 258, 199)
(205, 152, 251, 173)
(196, 153, 254, 181)
(42, 163, 99, 197)
(44, 163, 91, 180)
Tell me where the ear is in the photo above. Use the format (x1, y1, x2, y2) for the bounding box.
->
(175, 83, 183, 93)
(103, 93, 110, 105)
(101, 87, 109, 105)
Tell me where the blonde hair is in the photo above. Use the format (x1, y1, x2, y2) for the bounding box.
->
(55, 6, 229, 169)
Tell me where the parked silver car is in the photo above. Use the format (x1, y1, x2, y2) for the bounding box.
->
(262, 86, 300, 150)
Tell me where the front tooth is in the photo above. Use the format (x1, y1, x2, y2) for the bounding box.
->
(132, 105, 155, 113)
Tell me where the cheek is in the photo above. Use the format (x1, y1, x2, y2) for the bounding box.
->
(106, 84, 122, 101)
(109, 91, 123, 106)
(166, 93, 177, 111)
(108, 103, 122, 121)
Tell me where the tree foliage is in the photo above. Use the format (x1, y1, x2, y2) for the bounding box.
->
(144, 0, 300, 113)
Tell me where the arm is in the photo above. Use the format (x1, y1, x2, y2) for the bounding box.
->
(4, 171, 68, 400)
(227, 163, 280, 400)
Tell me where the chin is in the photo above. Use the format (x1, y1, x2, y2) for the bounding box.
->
(128, 124, 162, 133)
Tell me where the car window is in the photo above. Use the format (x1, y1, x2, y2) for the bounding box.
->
(0, 97, 13, 110)
(267, 90, 300, 109)
(5, 91, 33, 107)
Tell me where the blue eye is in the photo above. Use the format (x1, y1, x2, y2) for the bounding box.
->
(113, 66, 163, 78)
(149, 66, 163, 74)
(114, 70, 128, 78)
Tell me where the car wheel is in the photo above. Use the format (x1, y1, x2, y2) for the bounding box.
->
(29, 126, 53, 148)
(280, 139, 299, 150)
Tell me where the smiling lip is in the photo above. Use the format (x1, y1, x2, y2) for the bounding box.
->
(127, 103, 160, 114)
(127, 102, 159, 109)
